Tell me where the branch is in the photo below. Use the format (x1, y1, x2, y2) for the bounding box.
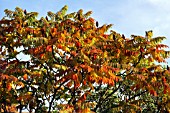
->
(2, 78, 7, 113)
(68, 81, 76, 105)
(93, 84, 120, 112)
(128, 90, 147, 101)
(48, 80, 67, 113)
(103, 82, 122, 101)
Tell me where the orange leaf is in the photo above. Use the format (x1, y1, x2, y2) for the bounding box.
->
(102, 77, 109, 84)
(17, 82, 25, 88)
(80, 64, 86, 68)
(82, 108, 90, 113)
(72, 74, 78, 80)
(71, 51, 77, 57)
(108, 79, 114, 86)
(23, 74, 28, 80)
(87, 66, 93, 72)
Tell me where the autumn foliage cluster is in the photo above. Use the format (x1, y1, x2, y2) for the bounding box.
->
(0, 6, 170, 113)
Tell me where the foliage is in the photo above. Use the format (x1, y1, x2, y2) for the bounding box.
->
(0, 6, 170, 113)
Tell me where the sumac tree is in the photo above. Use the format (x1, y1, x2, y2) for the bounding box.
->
(0, 6, 170, 113)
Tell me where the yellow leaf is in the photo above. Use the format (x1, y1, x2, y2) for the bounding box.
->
(146, 30, 153, 39)
(81, 50, 90, 62)
(6, 34, 12, 37)
(61, 65, 67, 71)
(91, 71, 98, 78)
(43, 38, 48, 44)
(54, 64, 67, 70)
(61, 33, 65, 38)
(27, 91, 33, 95)
(103, 51, 107, 58)
(86, 37, 97, 47)
(63, 46, 70, 52)
(27, 34, 31, 39)
(151, 77, 157, 82)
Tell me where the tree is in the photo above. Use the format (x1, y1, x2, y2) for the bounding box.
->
(0, 6, 170, 113)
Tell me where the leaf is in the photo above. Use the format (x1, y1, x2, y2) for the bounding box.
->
(46, 45, 52, 52)
(82, 108, 90, 113)
(88, 38, 97, 47)
(62, 46, 70, 52)
(84, 11, 92, 18)
(90, 71, 98, 78)
(88, 82, 94, 90)
(156, 44, 169, 49)
(81, 50, 90, 62)
(87, 66, 93, 72)
(60, 5, 68, 16)
(16, 82, 24, 88)
(146, 30, 153, 40)
(54, 64, 67, 71)
(150, 36, 166, 44)
(150, 89, 157, 96)
(103, 51, 107, 58)
(80, 64, 93, 72)
(6, 83, 12, 91)
(1, 6, 170, 113)
(23, 74, 28, 80)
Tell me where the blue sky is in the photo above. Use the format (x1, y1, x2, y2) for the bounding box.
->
(0, 0, 170, 62)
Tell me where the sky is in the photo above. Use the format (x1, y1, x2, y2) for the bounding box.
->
(0, 0, 170, 62)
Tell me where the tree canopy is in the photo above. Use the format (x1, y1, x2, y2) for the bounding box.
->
(0, 6, 170, 113)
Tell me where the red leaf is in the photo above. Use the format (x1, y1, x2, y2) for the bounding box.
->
(57, 44, 62, 49)
(82, 94, 86, 100)
(7, 83, 12, 91)
(83, 80, 86, 85)
(163, 89, 167, 94)
(76, 41, 81, 47)
(40, 53, 45, 59)
(162, 77, 166, 83)
(66, 81, 72, 87)
(150, 90, 157, 96)
(75, 82, 80, 88)
(140, 47, 145, 52)
(72, 74, 78, 80)
(46, 45, 52, 52)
